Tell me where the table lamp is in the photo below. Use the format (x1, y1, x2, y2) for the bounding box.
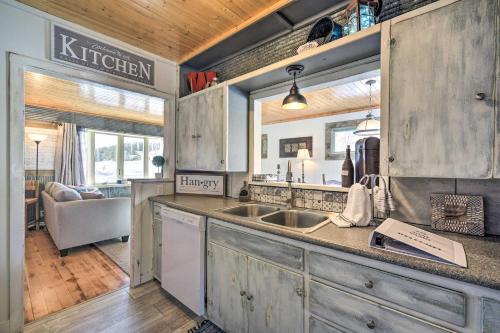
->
(297, 148, 311, 183)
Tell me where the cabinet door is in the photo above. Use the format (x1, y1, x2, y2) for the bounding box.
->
(176, 96, 198, 170)
(388, 0, 496, 178)
(196, 87, 225, 171)
(247, 257, 304, 333)
(207, 243, 248, 333)
(482, 298, 500, 333)
(152, 219, 162, 280)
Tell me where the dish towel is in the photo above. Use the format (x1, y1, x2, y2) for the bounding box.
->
(373, 176, 396, 214)
(332, 182, 371, 228)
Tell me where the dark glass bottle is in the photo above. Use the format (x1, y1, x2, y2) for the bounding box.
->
(341, 145, 354, 188)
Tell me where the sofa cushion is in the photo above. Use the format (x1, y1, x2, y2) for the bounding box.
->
(52, 184, 82, 202)
(80, 191, 105, 200)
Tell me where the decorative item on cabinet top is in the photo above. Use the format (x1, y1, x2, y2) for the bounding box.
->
(431, 194, 485, 236)
(342, 0, 383, 36)
(297, 16, 343, 54)
(186, 71, 217, 94)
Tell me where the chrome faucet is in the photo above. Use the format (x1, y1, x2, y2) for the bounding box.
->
(285, 160, 294, 209)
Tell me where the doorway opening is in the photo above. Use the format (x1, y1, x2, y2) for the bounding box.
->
(22, 70, 165, 323)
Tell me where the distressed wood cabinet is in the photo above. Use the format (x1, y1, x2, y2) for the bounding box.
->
(385, 0, 498, 178)
(176, 84, 248, 172)
(481, 298, 500, 333)
(152, 204, 163, 280)
(207, 241, 304, 333)
(207, 243, 247, 333)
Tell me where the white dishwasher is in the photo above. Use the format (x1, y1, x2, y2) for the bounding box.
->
(160, 206, 206, 315)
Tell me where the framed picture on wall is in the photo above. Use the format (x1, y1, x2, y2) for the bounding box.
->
(279, 136, 312, 158)
(261, 134, 268, 159)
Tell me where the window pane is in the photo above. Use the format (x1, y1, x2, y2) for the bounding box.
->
(332, 128, 358, 153)
(95, 133, 118, 183)
(124, 137, 144, 179)
(148, 138, 164, 178)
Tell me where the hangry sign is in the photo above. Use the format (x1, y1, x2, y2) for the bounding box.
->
(52, 25, 155, 86)
(176, 173, 225, 196)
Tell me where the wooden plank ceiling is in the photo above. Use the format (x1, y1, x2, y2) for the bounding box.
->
(24, 71, 165, 126)
(18, 0, 292, 63)
(261, 77, 381, 125)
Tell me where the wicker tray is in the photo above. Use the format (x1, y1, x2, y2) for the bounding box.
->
(430, 194, 484, 236)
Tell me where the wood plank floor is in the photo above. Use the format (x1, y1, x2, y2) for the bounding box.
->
(24, 231, 130, 323)
(24, 281, 199, 333)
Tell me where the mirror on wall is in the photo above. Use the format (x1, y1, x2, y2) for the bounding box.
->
(252, 70, 381, 187)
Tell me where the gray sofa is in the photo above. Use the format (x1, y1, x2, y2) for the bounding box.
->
(42, 187, 131, 257)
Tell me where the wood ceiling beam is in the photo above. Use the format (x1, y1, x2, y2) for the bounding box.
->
(179, 0, 294, 64)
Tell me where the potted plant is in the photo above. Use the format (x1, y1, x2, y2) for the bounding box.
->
(152, 155, 166, 179)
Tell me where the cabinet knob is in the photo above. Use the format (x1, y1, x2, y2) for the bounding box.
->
(246, 294, 253, 301)
(475, 93, 486, 100)
(366, 320, 376, 329)
(197, 134, 201, 138)
(220, 159, 225, 164)
(240, 290, 246, 296)
(365, 280, 374, 289)
(191, 135, 196, 139)
(388, 156, 395, 163)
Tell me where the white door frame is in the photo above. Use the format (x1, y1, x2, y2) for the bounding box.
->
(8, 53, 175, 332)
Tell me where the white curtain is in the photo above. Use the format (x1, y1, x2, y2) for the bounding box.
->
(55, 123, 86, 185)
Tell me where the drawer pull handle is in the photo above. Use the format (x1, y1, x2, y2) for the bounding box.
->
(366, 320, 376, 329)
(365, 280, 374, 289)
(240, 290, 246, 296)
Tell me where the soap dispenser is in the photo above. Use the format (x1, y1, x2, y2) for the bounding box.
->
(239, 181, 251, 202)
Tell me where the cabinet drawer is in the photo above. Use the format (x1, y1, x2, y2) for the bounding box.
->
(310, 317, 346, 333)
(310, 281, 453, 333)
(309, 252, 465, 326)
(482, 297, 500, 333)
(208, 223, 304, 270)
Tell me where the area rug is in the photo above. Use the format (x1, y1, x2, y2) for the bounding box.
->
(94, 238, 130, 275)
(188, 320, 225, 333)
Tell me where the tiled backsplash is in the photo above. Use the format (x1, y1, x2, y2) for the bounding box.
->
(250, 184, 348, 213)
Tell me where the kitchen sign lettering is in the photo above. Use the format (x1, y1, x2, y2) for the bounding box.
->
(176, 173, 225, 196)
(52, 25, 155, 86)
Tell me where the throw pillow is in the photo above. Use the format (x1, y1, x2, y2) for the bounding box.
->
(52, 187, 82, 202)
(80, 191, 105, 200)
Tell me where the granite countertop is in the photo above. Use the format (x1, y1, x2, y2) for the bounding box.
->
(150, 194, 500, 291)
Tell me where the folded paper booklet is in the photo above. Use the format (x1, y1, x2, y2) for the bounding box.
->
(369, 218, 467, 268)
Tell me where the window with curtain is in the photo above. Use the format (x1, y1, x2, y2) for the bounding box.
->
(87, 130, 163, 184)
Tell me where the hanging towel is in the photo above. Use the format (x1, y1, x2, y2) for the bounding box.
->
(373, 176, 396, 214)
(332, 177, 372, 228)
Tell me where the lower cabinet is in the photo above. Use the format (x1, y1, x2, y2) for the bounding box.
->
(207, 242, 304, 333)
(152, 217, 162, 280)
(482, 298, 500, 333)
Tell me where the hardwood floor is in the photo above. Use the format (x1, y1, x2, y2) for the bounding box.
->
(24, 231, 130, 323)
(24, 281, 199, 333)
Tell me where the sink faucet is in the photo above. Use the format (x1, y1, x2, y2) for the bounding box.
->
(286, 160, 294, 209)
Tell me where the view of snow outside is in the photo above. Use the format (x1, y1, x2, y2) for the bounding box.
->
(95, 133, 118, 183)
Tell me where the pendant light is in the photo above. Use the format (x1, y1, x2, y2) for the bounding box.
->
(282, 64, 308, 110)
(354, 79, 380, 136)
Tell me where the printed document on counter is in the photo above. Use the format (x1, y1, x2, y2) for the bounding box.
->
(369, 218, 467, 268)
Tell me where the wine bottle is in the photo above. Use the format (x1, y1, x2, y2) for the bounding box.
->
(341, 145, 354, 188)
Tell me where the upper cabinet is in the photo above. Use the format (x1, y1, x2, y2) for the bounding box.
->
(176, 84, 248, 172)
(385, 0, 498, 178)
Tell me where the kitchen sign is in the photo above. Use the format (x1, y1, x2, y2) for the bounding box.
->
(52, 24, 155, 86)
(176, 173, 225, 196)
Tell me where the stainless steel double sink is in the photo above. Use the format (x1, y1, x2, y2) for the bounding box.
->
(219, 204, 331, 233)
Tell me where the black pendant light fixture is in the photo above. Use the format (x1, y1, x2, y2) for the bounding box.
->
(282, 64, 308, 110)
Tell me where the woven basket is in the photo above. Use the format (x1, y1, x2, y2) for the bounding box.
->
(430, 194, 484, 236)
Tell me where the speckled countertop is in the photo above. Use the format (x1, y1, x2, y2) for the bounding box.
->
(150, 194, 500, 291)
